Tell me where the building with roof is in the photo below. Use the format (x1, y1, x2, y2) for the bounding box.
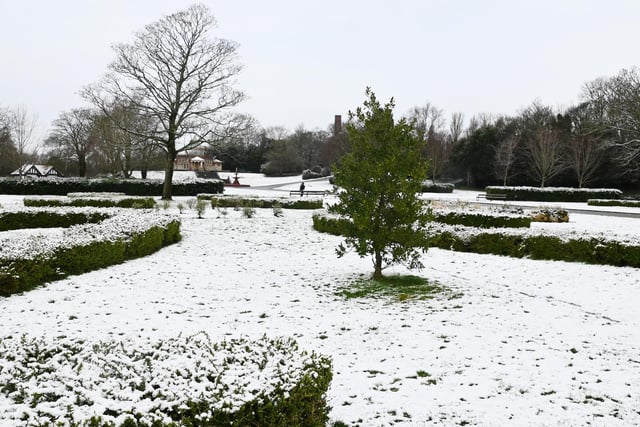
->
(10, 164, 64, 178)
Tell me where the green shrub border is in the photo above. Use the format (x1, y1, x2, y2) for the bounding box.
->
(199, 195, 323, 210)
(0, 210, 109, 231)
(587, 199, 640, 207)
(23, 197, 157, 209)
(0, 216, 181, 297)
(312, 215, 640, 268)
(433, 211, 531, 228)
(486, 186, 622, 202)
(421, 182, 454, 193)
(0, 177, 224, 196)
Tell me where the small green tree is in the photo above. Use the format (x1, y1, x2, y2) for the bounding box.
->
(329, 88, 431, 279)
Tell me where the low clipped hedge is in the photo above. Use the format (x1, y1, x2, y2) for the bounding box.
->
(0, 177, 224, 196)
(433, 211, 531, 228)
(0, 210, 109, 231)
(312, 214, 640, 268)
(0, 210, 181, 296)
(421, 182, 454, 193)
(0, 333, 332, 427)
(486, 186, 622, 202)
(200, 195, 324, 210)
(587, 199, 640, 207)
(23, 197, 156, 209)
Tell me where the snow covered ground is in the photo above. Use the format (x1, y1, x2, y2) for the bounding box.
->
(1, 177, 639, 426)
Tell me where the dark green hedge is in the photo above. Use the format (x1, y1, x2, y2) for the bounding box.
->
(486, 186, 622, 202)
(0, 211, 109, 231)
(0, 177, 224, 196)
(0, 221, 181, 297)
(313, 215, 640, 268)
(23, 197, 157, 209)
(433, 211, 531, 228)
(421, 182, 454, 193)
(201, 196, 323, 210)
(587, 199, 640, 207)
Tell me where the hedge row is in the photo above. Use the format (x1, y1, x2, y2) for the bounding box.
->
(23, 197, 157, 209)
(421, 182, 455, 193)
(199, 195, 324, 210)
(587, 199, 640, 207)
(0, 177, 224, 196)
(0, 210, 181, 296)
(0, 333, 332, 427)
(0, 210, 109, 231)
(486, 186, 622, 202)
(433, 211, 531, 228)
(312, 214, 640, 268)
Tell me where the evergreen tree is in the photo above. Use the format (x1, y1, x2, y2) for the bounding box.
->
(329, 88, 431, 279)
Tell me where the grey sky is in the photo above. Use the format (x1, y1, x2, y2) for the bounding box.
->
(1, 0, 639, 137)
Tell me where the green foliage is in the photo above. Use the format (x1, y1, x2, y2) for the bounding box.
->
(339, 275, 450, 302)
(0, 211, 108, 231)
(434, 211, 531, 228)
(0, 177, 224, 196)
(195, 199, 207, 218)
(486, 186, 622, 202)
(200, 195, 323, 210)
(587, 199, 640, 207)
(23, 197, 156, 209)
(421, 182, 454, 193)
(330, 88, 431, 278)
(242, 206, 256, 218)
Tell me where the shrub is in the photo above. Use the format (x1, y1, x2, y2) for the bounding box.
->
(0, 209, 180, 296)
(200, 195, 323, 210)
(587, 199, 640, 207)
(243, 206, 256, 218)
(195, 199, 207, 218)
(0, 210, 108, 231)
(433, 211, 531, 228)
(273, 202, 284, 217)
(486, 186, 622, 202)
(421, 182, 455, 193)
(23, 197, 156, 209)
(0, 333, 332, 427)
(530, 208, 569, 223)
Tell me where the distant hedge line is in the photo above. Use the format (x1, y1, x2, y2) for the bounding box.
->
(312, 214, 640, 268)
(587, 199, 640, 207)
(0, 177, 224, 196)
(485, 186, 622, 202)
(199, 195, 324, 210)
(23, 197, 156, 209)
(421, 182, 455, 193)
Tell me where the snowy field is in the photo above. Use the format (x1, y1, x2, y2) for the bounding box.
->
(1, 175, 640, 426)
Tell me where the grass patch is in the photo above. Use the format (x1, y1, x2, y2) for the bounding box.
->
(339, 275, 451, 302)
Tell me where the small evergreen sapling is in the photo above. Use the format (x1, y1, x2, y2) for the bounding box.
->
(329, 88, 431, 279)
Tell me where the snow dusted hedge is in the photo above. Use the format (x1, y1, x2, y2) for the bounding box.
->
(420, 182, 454, 193)
(486, 186, 622, 202)
(0, 333, 332, 426)
(0, 177, 224, 196)
(23, 197, 157, 209)
(587, 199, 640, 208)
(313, 213, 640, 268)
(0, 210, 108, 232)
(0, 208, 180, 296)
(199, 195, 324, 210)
(434, 211, 531, 228)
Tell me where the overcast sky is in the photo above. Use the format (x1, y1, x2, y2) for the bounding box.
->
(2, 0, 640, 138)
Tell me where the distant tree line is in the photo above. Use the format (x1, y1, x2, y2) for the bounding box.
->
(4, 61, 640, 190)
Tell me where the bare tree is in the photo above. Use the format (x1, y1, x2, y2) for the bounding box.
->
(408, 103, 449, 181)
(83, 4, 245, 198)
(526, 127, 565, 187)
(7, 105, 40, 172)
(494, 135, 519, 186)
(582, 67, 640, 177)
(448, 112, 464, 144)
(47, 108, 95, 177)
(564, 103, 606, 187)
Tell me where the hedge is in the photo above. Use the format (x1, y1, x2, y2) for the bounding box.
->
(486, 186, 622, 202)
(23, 197, 157, 209)
(0, 333, 333, 427)
(312, 214, 640, 268)
(199, 195, 324, 210)
(0, 210, 109, 231)
(587, 199, 640, 207)
(421, 182, 454, 193)
(0, 177, 224, 196)
(0, 209, 181, 296)
(433, 211, 531, 228)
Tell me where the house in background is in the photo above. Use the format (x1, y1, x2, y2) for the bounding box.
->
(10, 164, 64, 178)
(173, 150, 222, 172)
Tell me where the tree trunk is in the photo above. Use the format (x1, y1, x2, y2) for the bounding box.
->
(78, 155, 87, 177)
(162, 148, 176, 200)
(373, 251, 383, 280)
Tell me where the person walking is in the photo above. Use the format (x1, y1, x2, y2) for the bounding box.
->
(299, 181, 306, 197)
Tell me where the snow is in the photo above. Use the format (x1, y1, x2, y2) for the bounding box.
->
(1, 179, 640, 426)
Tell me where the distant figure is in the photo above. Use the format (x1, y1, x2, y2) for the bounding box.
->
(299, 181, 306, 197)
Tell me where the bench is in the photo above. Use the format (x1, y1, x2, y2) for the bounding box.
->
(477, 193, 507, 201)
(289, 190, 327, 196)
